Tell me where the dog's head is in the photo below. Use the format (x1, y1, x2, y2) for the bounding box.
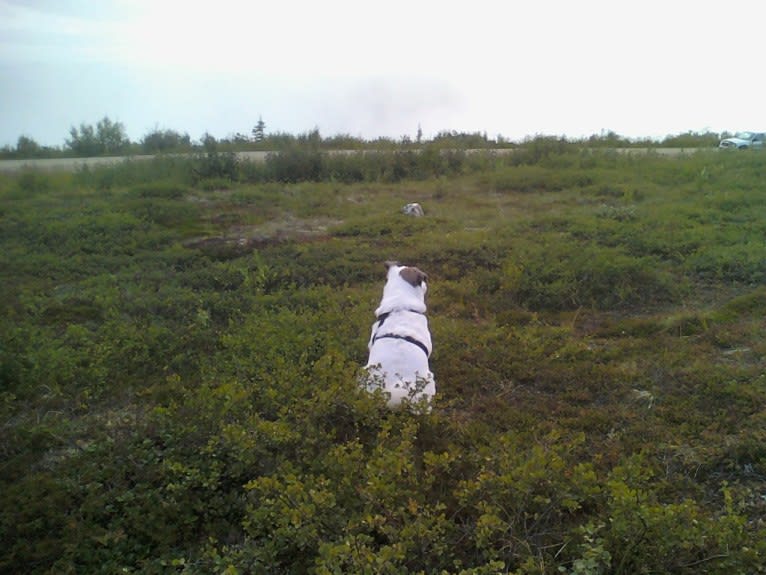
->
(385, 260, 427, 290)
(402, 203, 424, 217)
(376, 261, 428, 315)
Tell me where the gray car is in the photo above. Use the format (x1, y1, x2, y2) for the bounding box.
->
(719, 132, 765, 149)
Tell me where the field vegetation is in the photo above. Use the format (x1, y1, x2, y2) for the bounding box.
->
(1, 143, 765, 573)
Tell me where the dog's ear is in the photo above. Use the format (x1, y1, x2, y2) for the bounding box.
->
(399, 266, 427, 287)
(384, 260, 399, 270)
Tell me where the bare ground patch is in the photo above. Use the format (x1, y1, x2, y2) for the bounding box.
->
(183, 214, 342, 257)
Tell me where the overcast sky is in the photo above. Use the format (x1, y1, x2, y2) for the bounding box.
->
(0, 0, 762, 148)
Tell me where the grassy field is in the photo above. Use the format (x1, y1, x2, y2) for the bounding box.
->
(1, 146, 765, 574)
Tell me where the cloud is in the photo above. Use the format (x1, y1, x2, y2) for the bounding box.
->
(308, 77, 465, 138)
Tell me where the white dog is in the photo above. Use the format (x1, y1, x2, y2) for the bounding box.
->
(364, 261, 435, 407)
(402, 202, 425, 217)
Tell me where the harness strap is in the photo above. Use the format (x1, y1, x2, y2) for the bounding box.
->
(372, 333, 430, 358)
(376, 309, 424, 328)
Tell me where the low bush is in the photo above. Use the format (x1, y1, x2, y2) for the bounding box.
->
(129, 181, 189, 199)
(487, 165, 594, 194)
(498, 240, 677, 311)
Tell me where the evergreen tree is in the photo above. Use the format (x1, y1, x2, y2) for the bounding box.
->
(252, 116, 266, 142)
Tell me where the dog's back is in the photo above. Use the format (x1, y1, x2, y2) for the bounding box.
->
(364, 262, 435, 407)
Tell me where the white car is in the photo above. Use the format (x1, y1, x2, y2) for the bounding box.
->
(719, 132, 765, 149)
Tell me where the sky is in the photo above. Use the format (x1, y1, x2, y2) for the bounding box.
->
(0, 0, 763, 148)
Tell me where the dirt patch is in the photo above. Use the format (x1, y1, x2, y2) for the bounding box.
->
(184, 215, 342, 258)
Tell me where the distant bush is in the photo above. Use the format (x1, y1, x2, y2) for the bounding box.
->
(238, 148, 473, 184)
(191, 134, 239, 182)
(266, 147, 324, 182)
(661, 130, 721, 148)
(487, 165, 594, 193)
(73, 156, 194, 189)
(140, 128, 192, 153)
(509, 136, 577, 165)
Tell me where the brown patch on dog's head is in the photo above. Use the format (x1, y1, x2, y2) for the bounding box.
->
(399, 266, 428, 287)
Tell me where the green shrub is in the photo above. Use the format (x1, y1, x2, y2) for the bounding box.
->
(590, 457, 763, 574)
(488, 165, 593, 194)
(129, 181, 189, 199)
(15, 170, 51, 195)
(502, 240, 677, 311)
(688, 243, 766, 283)
(73, 157, 194, 189)
(266, 147, 324, 182)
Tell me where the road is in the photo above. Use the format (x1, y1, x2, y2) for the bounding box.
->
(0, 152, 267, 173)
(0, 148, 707, 173)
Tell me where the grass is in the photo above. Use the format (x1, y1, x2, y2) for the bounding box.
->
(1, 148, 766, 574)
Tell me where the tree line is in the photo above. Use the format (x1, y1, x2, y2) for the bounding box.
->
(0, 115, 724, 159)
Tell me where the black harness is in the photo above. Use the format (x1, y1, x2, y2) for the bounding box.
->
(372, 333, 430, 357)
(372, 309, 430, 358)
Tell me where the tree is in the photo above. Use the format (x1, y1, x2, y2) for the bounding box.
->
(16, 135, 41, 158)
(252, 116, 266, 142)
(96, 117, 130, 154)
(141, 128, 191, 153)
(296, 127, 322, 149)
(66, 123, 100, 156)
(66, 116, 129, 156)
